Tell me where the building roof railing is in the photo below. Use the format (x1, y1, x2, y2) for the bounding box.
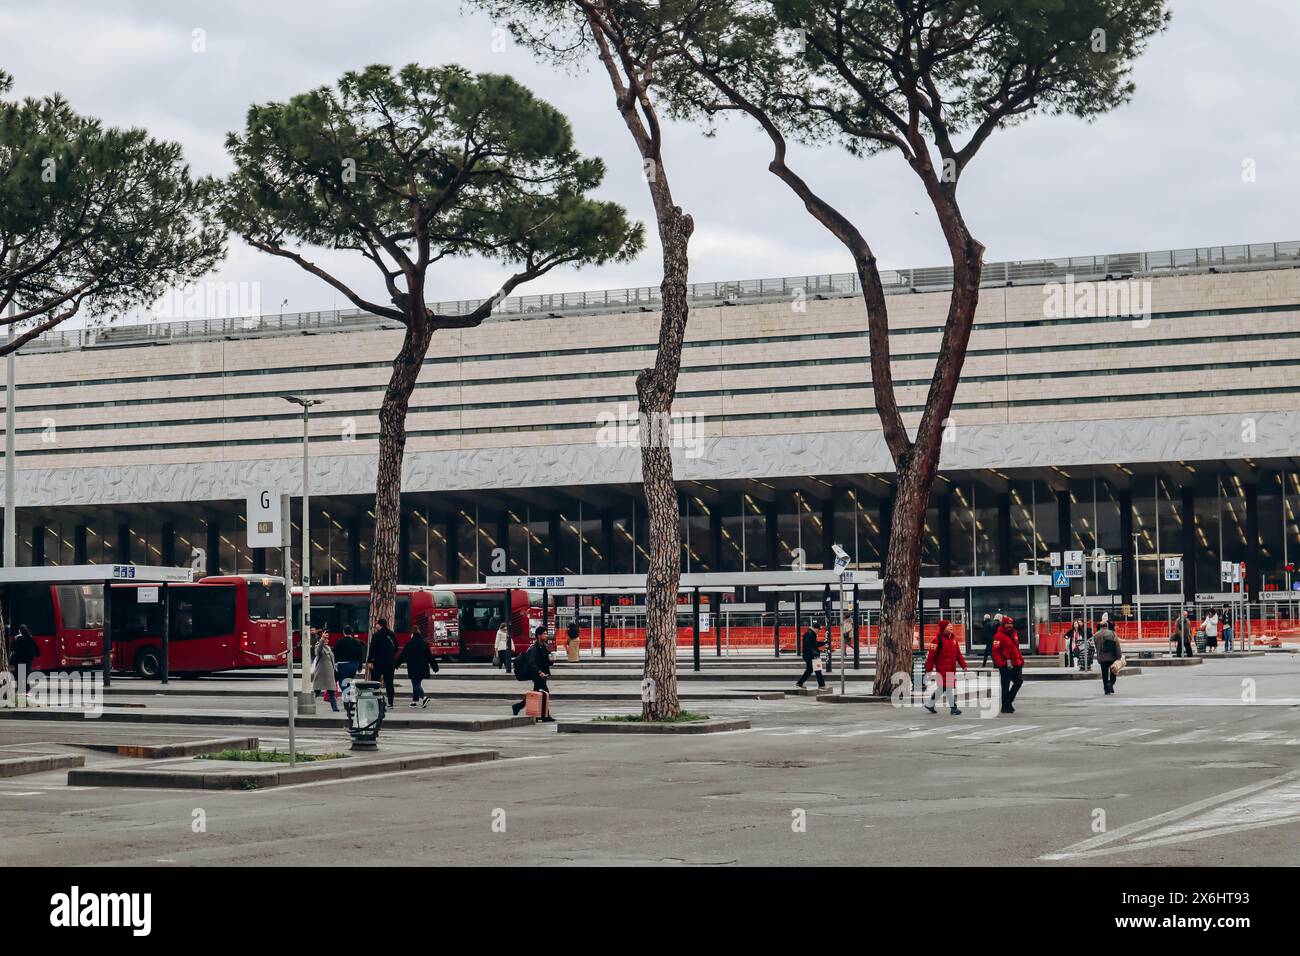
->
(21, 239, 1300, 355)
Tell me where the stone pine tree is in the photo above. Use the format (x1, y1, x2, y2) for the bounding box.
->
(479, 0, 711, 719)
(659, 0, 1169, 694)
(0, 69, 225, 355)
(219, 64, 643, 638)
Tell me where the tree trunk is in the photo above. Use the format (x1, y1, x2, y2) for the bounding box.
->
(872, 460, 928, 696)
(638, 207, 693, 720)
(368, 320, 432, 655)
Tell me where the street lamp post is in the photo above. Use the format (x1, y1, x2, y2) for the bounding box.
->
(1132, 532, 1143, 643)
(281, 395, 323, 714)
(4, 311, 16, 568)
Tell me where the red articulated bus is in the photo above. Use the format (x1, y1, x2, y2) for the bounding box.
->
(290, 585, 458, 661)
(2, 581, 106, 672)
(432, 586, 554, 661)
(110, 575, 289, 678)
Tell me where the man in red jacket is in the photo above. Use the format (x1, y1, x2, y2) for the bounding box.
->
(992, 619, 1025, 714)
(924, 620, 968, 715)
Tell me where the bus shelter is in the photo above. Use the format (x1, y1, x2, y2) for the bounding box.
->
(0, 564, 195, 687)
(486, 571, 882, 671)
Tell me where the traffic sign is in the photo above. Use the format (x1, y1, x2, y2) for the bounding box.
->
(1064, 549, 1084, 578)
(1052, 570, 1069, 588)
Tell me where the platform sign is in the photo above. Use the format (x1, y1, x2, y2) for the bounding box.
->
(246, 488, 283, 548)
(1164, 557, 1182, 582)
(137, 586, 159, 603)
(1064, 550, 1084, 579)
(700, 611, 711, 633)
(1050, 552, 1061, 568)
(1052, 570, 1069, 588)
(1220, 561, 1233, 584)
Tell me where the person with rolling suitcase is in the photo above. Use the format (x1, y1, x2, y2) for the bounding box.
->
(511, 625, 555, 722)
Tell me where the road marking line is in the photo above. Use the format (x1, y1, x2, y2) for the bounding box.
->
(947, 725, 1040, 741)
(1089, 727, 1161, 743)
(1146, 728, 1213, 745)
(1224, 731, 1278, 743)
(0, 791, 41, 797)
(1024, 726, 1095, 743)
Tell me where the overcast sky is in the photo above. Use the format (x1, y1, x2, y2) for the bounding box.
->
(3, 0, 1298, 322)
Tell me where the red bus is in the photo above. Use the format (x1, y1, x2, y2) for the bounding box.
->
(2, 581, 106, 671)
(110, 575, 289, 678)
(290, 585, 458, 660)
(433, 586, 555, 661)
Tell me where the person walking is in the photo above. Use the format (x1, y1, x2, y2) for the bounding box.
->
(494, 621, 513, 673)
(795, 620, 826, 690)
(511, 625, 555, 721)
(979, 612, 1000, 668)
(312, 634, 339, 712)
(333, 626, 365, 687)
(924, 619, 968, 715)
(10, 624, 39, 692)
(1095, 615, 1122, 695)
(366, 618, 399, 708)
(1220, 605, 1234, 653)
(396, 625, 438, 708)
(1172, 609, 1194, 658)
(991, 618, 1025, 714)
(1202, 608, 1219, 653)
(1064, 617, 1093, 670)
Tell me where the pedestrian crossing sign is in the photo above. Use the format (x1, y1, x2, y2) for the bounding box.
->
(1052, 570, 1069, 588)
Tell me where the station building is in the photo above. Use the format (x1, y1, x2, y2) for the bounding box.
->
(2, 239, 1299, 626)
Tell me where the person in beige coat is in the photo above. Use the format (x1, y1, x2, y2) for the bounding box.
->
(312, 634, 339, 712)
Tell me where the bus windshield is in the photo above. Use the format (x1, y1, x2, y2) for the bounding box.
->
(248, 580, 286, 621)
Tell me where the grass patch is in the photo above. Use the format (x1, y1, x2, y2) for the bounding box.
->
(200, 749, 349, 763)
(593, 710, 711, 724)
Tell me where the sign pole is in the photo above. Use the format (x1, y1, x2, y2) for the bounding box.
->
(282, 493, 296, 768)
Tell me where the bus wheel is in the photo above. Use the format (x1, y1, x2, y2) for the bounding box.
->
(134, 648, 162, 680)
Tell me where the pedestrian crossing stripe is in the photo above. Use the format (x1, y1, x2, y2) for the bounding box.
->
(947, 724, 1041, 741)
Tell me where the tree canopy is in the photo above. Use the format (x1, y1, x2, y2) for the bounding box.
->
(217, 63, 644, 327)
(0, 69, 225, 354)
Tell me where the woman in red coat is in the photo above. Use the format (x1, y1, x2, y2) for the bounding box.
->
(991, 620, 1025, 714)
(924, 619, 968, 715)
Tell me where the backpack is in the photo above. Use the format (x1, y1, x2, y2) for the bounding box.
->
(514, 647, 535, 682)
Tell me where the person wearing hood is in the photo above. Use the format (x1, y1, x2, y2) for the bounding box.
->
(1094, 614, 1122, 695)
(924, 619, 968, 715)
(991, 618, 1025, 714)
(979, 612, 1000, 668)
(9, 624, 40, 691)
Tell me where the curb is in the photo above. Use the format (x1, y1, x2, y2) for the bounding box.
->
(0, 753, 86, 778)
(74, 736, 261, 759)
(66, 748, 499, 790)
(557, 717, 751, 735)
(0, 709, 533, 732)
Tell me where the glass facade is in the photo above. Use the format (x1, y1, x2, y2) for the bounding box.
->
(10, 469, 1299, 602)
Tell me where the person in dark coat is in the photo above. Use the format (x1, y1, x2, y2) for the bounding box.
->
(10, 624, 40, 691)
(795, 622, 826, 689)
(511, 626, 555, 721)
(979, 613, 999, 668)
(333, 627, 366, 685)
(991, 620, 1025, 714)
(367, 619, 399, 707)
(1172, 610, 1194, 658)
(1094, 615, 1121, 695)
(924, 620, 968, 715)
(395, 626, 438, 708)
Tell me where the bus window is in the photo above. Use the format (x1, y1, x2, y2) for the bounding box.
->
(172, 587, 236, 640)
(7, 584, 56, 635)
(394, 596, 411, 633)
(434, 591, 456, 609)
(247, 580, 286, 621)
(56, 585, 105, 629)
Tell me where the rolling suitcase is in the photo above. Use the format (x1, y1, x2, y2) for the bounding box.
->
(525, 690, 550, 719)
